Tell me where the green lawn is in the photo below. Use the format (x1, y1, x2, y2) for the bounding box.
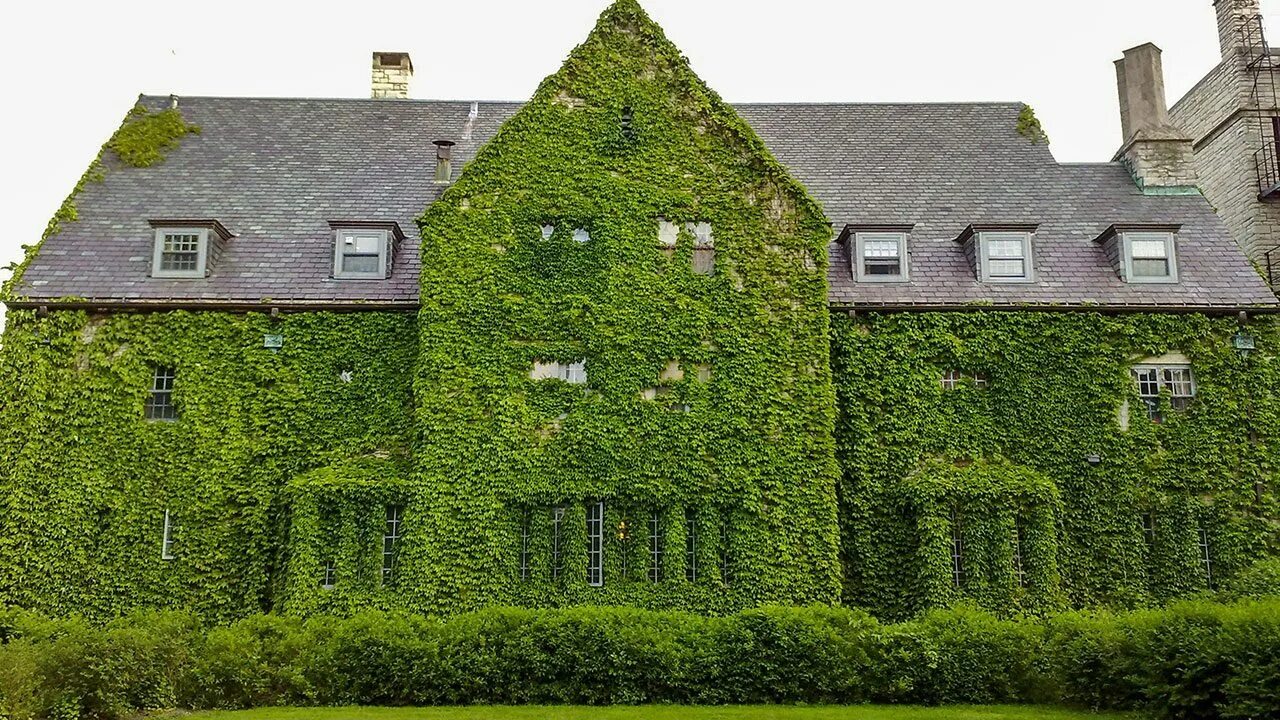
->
(165, 706, 1133, 720)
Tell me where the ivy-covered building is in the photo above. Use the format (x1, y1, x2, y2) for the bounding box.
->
(1, 0, 1278, 622)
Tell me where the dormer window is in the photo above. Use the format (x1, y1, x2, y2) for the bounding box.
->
(1124, 231, 1178, 283)
(1094, 225, 1180, 284)
(335, 229, 388, 278)
(154, 230, 206, 277)
(980, 232, 1034, 282)
(330, 222, 404, 280)
(149, 220, 230, 279)
(854, 232, 908, 282)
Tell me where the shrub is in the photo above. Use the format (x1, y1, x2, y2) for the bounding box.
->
(0, 600, 1278, 719)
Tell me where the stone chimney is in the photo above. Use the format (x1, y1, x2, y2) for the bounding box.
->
(1113, 43, 1199, 194)
(1216, 0, 1262, 58)
(371, 52, 413, 99)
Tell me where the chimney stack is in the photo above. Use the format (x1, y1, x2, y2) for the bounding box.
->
(433, 140, 455, 184)
(1216, 0, 1262, 58)
(1113, 43, 1199, 194)
(371, 52, 413, 99)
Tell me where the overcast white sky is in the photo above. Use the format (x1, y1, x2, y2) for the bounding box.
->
(0, 0, 1275, 291)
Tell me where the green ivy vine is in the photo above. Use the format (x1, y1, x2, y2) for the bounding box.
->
(832, 311, 1279, 620)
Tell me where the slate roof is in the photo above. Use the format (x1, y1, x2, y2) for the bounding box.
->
(13, 95, 1277, 310)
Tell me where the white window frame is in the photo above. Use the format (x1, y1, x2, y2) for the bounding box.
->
(551, 506, 566, 581)
(979, 231, 1034, 283)
(685, 509, 698, 582)
(648, 511, 664, 583)
(1122, 231, 1178, 284)
(151, 228, 209, 279)
(1198, 523, 1213, 587)
(321, 559, 336, 590)
(586, 501, 604, 587)
(381, 504, 403, 586)
(531, 360, 587, 385)
(518, 511, 532, 582)
(1131, 363, 1196, 422)
(950, 508, 964, 588)
(161, 509, 176, 560)
(333, 228, 390, 280)
(854, 232, 908, 282)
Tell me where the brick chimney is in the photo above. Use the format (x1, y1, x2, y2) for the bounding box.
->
(1216, 0, 1263, 58)
(371, 52, 413, 99)
(1113, 43, 1200, 194)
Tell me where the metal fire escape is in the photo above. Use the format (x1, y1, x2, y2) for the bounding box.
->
(1242, 15, 1280, 285)
(1246, 15, 1280, 199)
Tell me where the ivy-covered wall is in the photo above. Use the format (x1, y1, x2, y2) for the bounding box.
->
(831, 311, 1280, 620)
(395, 0, 842, 615)
(0, 309, 416, 621)
(1, 0, 1277, 625)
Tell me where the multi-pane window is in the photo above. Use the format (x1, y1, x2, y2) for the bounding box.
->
(1141, 512, 1156, 549)
(531, 360, 588, 384)
(161, 509, 177, 560)
(586, 502, 604, 587)
(648, 512, 664, 582)
(519, 511, 532, 582)
(980, 232, 1033, 282)
(950, 508, 964, 588)
(855, 232, 907, 281)
(1132, 365, 1196, 422)
(685, 509, 698, 582)
(334, 229, 389, 279)
(1012, 520, 1027, 588)
(1198, 523, 1214, 587)
(382, 505, 403, 586)
(720, 520, 733, 585)
(145, 366, 178, 421)
(940, 370, 988, 390)
(152, 228, 208, 278)
(321, 559, 336, 590)
(1123, 232, 1177, 283)
(551, 506, 565, 581)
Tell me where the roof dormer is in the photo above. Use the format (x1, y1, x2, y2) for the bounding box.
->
(148, 219, 233, 279)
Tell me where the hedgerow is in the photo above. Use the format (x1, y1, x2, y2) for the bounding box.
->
(1, 602, 1277, 719)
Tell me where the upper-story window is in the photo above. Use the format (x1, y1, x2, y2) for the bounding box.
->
(531, 360, 587, 384)
(329, 222, 403, 280)
(979, 231, 1034, 282)
(149, 220, 231, 279)
(854, 232, 908, 282)
(1123, 231, 1178, 283)
(152, 228, 208, 278)
(1132, 363, 1195, 422)
(145, 366, 178, 421)
(334, 228, 390, 279)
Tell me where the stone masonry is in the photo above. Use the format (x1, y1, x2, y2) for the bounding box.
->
(1114, 44, 1200, 193)
(371, 52, 413, 99)
(1168, 0, 1280, 274)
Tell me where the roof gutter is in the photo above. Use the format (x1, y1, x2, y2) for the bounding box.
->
(831, 302, 1280, 316)
(9, 299, 1280, 317)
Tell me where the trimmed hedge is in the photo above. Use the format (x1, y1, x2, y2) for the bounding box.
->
(0, 601, 1277, 720)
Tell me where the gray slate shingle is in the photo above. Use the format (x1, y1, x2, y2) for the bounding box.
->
(14, 96, 1277, 309)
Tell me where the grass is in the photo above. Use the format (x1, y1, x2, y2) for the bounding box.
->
(165, 706, 1135, 720)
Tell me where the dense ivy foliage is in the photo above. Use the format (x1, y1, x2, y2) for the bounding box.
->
(2, 601, 1279, 719)
(3, 104, 200, 299)
(393, 0, 841, 614)
(0, 310, 416, 621)
(832, 311, 1280, 620)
